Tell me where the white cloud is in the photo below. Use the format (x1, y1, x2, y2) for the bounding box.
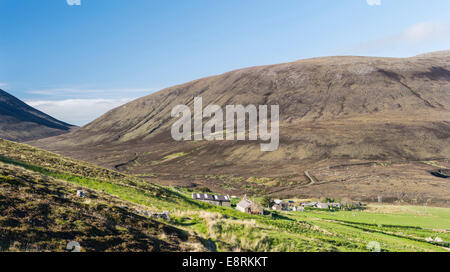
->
(366, 0, 381, 6)
(25, 98, 135, 126)
(0, 82, 8, 88)
(66, 0, 81, 6)
(23, 87, 156, 126)
(402, 22, 450, 42)
(26, 88, 152, 99)
(344, 21, 450, 56)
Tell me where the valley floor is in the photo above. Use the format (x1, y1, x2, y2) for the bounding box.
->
(0, 139, 449, 252)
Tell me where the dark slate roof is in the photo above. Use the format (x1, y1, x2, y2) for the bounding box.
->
(214, 195, 230, 202)
(192, 193, 230, 202)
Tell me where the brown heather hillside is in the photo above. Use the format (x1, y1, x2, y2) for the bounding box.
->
(0, 139, 206, 252)
(0, 162, 202, 252)
(30, 51, 450, 203)
(0, 89, 74, 142)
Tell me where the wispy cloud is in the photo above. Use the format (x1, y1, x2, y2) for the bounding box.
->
(26, 87, 153, 99)
(0, 82, 8, 88)
(345, 21, 450, 56)
(366, 0, 381, 6)
(23, 87, 157, 126)
(25, 98, 135, 126)
(402, 22, 450, 42)
(66, 0, 81, 6)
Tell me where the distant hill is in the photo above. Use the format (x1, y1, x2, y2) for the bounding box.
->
(0, 89, 74, 141)
(31, 51, 450, 199)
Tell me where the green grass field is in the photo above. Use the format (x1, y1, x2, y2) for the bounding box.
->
(297, 206, 450, 229)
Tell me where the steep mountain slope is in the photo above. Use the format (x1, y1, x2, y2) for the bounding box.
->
(31, 51, 450, 200)
(37, 52, 450, 145)
(0, 89, 73, 142)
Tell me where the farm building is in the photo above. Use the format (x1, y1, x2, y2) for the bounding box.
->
(274, 199, 289, 210)
(331, 203, 341, 209)
(301, 202, 318, 208)
(271, 203, 283, 211)
(316, 203, 330, 209)
(192, 193, 231, 207)
(292, 206, 305, 212)
(236, 198, 264, 215)
(300, 201, 342, 210)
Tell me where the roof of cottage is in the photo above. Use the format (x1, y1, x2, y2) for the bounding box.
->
(237, 199, 252, 208)
(192, 193, 230, 202)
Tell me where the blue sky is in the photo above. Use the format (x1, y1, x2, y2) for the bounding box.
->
(1, 0, 450, 125)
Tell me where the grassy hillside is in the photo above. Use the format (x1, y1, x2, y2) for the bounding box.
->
(1, 139, 449, 252)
